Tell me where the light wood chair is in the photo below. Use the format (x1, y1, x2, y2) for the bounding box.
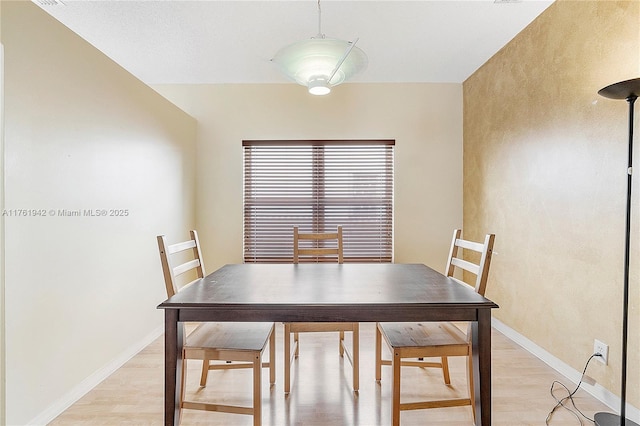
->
(375, 229, 495, 425)
(157, 230, 275, 426)
(284, 225, 359, 394)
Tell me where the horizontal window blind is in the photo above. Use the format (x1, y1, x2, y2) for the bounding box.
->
(243, 140, 394, 263)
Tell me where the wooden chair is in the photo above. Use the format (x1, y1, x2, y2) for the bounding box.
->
(284, 225, 359, 394)
(375, 229, 495, 425)
(157, 230, 275, 426)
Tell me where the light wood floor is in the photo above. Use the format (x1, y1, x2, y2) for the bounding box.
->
(49, 323, 610, 425)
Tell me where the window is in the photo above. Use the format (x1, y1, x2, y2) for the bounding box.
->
(243, 140, 394, 263)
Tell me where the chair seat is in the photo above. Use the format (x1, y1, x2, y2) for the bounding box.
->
(378, 321, 468, 349)
(187, 322, 274, 352)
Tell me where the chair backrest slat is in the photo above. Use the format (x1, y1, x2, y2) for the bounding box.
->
(450, 257, 480, 276)
(293, 226, 344, 263)
(167, 239, 196, 255)
(297, 233, 339, 241)
(454, 238, 485, 253)
(173, 258, 202, 277)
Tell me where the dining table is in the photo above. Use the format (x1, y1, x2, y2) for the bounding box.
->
(158, 262, 499, 426)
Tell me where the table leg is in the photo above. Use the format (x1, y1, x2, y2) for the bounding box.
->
(472, 309, 492, 426)
(391, 349, 401, 426)
(353, 324, 359, 392)
(284, 323, 291, 394)
(165, 309, 183, 426)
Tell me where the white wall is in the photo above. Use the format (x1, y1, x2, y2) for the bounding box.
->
(154, 83, 464, 273)
(2, 3, 197, 424)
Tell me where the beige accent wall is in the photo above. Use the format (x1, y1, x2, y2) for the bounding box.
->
(153, 83, 464, 276)
(2, 3, 197, 424)
(464, 0, 639, 410)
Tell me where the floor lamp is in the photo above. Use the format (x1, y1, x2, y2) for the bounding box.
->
(595, 77, 640, 426)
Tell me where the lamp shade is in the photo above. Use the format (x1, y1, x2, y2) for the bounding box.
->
(272, 37, 368, 95)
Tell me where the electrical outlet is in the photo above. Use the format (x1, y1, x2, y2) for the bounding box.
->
(594, 339, 609, 365)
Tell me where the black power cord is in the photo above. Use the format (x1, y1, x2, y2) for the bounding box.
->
(545, 353, 602, 425)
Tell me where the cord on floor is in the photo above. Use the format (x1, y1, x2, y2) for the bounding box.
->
(545, 353, 601, 425)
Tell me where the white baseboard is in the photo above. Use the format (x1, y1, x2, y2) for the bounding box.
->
(26, 325, 164, 426)
(492, 318, 640, 424)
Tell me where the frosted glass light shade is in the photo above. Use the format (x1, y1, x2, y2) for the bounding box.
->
(272, 37, 367, 95)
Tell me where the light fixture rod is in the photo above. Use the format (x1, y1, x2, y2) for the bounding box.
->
(316, 0, 324, 38)
(328, 37, 359, 84)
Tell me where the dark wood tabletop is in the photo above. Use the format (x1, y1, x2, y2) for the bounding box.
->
(159, 263, 497, 320)
(158, 263, 498, 426)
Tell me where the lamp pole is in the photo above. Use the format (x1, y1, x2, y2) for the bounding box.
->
(595, 77, 640, 426)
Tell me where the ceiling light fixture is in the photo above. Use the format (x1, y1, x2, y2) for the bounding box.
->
(271, 0, 367, 96)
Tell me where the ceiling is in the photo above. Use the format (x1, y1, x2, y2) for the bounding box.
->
(35, 0, 554, 86)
